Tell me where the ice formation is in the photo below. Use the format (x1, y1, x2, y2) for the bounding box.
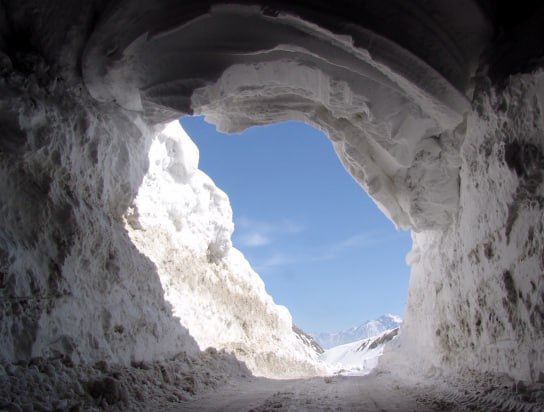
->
(1, 0, 544, 409)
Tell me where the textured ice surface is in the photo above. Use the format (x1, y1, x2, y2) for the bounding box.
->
(381, 71, 544, 384)
(0, 66, 198, 365)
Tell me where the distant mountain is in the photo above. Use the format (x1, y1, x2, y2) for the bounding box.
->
(320, 327, 400, 375)
(293, 325, 324, 355)
(312, 314, 402, 349)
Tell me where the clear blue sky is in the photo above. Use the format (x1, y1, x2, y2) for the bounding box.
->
(180, 116, 412, 333)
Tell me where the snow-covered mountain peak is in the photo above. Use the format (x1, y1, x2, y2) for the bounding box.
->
(313, 315, 402, 349)
(384, 314, 403, 324)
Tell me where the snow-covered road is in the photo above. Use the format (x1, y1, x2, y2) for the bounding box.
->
(169, 373, 434, 411)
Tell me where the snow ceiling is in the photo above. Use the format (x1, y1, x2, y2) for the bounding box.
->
(82, 0, 490, 231)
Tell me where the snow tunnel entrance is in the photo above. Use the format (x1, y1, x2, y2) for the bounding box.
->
(127, 114, 411, 376)
(84, 3, 481, 377)
(81, 0, 499, 379)
(180, 116, 411, 336)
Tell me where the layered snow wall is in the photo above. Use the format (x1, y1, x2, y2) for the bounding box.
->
(126, 121, 323, 377)
(386, 72, 544, 382)
(1, 0, 543, 400)
(0, 58, 321, 378)
(0, 63, 197, 365)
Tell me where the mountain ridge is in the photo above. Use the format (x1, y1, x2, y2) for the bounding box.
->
(312, 314, 402, 349)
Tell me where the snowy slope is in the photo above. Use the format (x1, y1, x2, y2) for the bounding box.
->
(293, 326, 324, 355)
(314, 314, 402, 349)
(321, 328, 400, 376)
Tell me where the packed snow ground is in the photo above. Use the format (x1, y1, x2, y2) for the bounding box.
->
(168, 373, 432, 412)
(168, 369, 544, 412)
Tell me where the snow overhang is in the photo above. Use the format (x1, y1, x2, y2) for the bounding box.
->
(82, 1, 492, 231)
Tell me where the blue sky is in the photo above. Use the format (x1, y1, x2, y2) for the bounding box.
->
(180, 116, 412, 333)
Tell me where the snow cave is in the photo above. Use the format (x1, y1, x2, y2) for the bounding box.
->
(1, 0, 543, 409)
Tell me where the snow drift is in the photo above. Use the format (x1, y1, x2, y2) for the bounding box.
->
(1, 0, 544, 409)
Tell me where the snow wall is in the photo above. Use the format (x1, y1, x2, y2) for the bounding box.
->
(1, 0, 543, 385)
(0, 51, 321, 378)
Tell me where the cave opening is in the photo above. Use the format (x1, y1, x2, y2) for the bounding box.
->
(2, 0, 544, 409)
(180, 115, 412, 337)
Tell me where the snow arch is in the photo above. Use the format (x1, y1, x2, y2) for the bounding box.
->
(83, 2, 490, 231)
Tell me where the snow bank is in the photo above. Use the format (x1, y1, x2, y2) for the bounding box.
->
(126, 120, 324, 377)
(381, 71, 544, 385)
(0, 349, 250, 411)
